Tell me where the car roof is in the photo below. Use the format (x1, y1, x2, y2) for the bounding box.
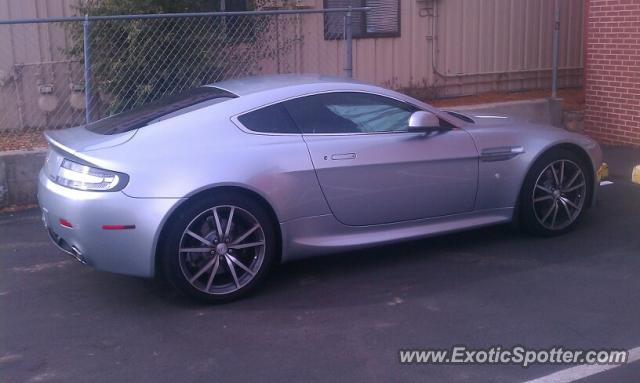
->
(208, 74, 367, 97)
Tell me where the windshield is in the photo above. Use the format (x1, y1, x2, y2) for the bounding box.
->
(86, 87, 237, 135)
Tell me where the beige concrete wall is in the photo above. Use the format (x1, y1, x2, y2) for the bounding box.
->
(301, 0, 584, 97)
(432, 0, 584, 96)
(0, 0, 83, 131)
(0, 0, 584, 133)
(0, 0, 77, 67)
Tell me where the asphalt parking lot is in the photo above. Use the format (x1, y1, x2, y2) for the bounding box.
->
(1, 152, 640, 383)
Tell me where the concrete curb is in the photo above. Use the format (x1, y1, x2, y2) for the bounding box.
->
(0, 149, 46, 208)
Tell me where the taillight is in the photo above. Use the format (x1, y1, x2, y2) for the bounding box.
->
(53, 158, 128, 192)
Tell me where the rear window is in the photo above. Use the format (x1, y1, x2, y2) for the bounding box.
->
(237, 103, 300, 134)
(86, 87, 237, 135)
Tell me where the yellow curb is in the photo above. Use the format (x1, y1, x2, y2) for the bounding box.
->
(597, 163, 609, 181)
(633, 165, 640, 185)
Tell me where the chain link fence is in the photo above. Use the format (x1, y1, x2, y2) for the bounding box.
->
(0, 8, 366, 151)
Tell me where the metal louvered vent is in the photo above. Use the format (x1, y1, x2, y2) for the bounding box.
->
(365, 0, 399, 35)
(324, 0, 399, 39)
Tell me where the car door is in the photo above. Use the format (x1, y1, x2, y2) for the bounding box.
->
(283, 91, 479, 226)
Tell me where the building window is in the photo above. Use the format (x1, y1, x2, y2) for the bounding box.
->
(324, 0, 400, 40)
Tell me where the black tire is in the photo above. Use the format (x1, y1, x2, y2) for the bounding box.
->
(161, 192, 277, 303)
(520, 148, 592, 236)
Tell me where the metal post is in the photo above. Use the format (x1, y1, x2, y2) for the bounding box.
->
(343, 6, 353, 78)
(551, 0, 560, 98)
(276, 14, 280, 74)
(83, 14, 92, 124)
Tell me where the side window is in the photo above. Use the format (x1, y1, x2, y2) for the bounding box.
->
(284, 92, 418, 134)
(237, 103, 300, 134)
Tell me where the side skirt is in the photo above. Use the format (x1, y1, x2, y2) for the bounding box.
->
(280, 208, 514, 262)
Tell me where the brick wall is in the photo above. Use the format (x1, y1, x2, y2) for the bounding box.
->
(585, 0, 640, 146)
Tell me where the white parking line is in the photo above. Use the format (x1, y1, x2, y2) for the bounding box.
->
(523, 347, 640, 383)
(0, 241, 49, 250)
(10, 260, 73, 273)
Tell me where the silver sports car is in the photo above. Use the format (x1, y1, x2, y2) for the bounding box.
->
(38, 75, 603, 302)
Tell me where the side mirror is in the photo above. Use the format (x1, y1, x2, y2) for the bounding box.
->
(408, 111, 441, 132)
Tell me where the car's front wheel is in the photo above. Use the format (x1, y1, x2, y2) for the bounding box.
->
(162, 193, 277, 303)
(520, 149, 592, 236)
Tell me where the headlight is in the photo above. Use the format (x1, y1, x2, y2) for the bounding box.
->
(53, 159, 128, 191)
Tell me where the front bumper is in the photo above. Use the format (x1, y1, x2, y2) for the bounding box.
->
(38, 170, 180, 277)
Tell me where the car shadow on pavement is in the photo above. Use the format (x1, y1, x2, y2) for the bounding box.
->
(154, 176, 635, 311)
(134, 223, 524, 308)
(143, 212, 603, 310)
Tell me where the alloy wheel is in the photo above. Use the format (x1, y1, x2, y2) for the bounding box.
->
(178, 205, 266, 295)
(532, 159, 587, 231)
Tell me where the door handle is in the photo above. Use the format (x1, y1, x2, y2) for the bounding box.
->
(330, 153, 357, 160)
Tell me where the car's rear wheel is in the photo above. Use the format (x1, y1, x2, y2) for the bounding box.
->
(520, 149, 591, 236)
(162, 193, 277, 303)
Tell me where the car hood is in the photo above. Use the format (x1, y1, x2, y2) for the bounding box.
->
(465, 114, 516, 126)
(447, 109, 571, 134)
(445, 110, 517, 126)
(45, 126, 137, 154)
